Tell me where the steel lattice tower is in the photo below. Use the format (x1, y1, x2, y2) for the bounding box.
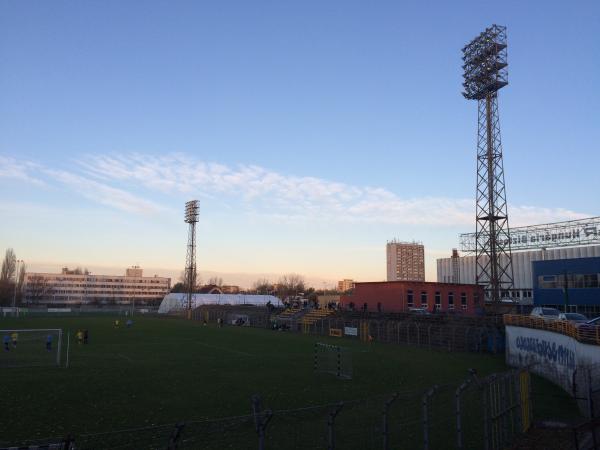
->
(462, 25, 514, 303)
(184, 200, 199, 318)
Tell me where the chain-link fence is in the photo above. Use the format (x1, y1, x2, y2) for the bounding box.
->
(2, 369, 532, 450)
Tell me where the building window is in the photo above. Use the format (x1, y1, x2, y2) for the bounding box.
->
(420, 291, 427, 307)
(461, 293, 467, 310)
(435, 292, 441, 309)
(474, 293, 479, 305)
(448, 292, 454, 309)
(407, 290, 413, 307)
(585, 274, 599, 288)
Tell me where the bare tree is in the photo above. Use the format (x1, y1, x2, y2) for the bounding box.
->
(207, 276, 223, 286)
(27, 275, 53, 304)
(277, 273, 306, 300)
(179, 269, 200, 292)
(16, 262, 26, 304)
(0, 249, 17, 305)
(252, 278, 272, 295)
(68, 266, 90, 275)
(0, 248, 16, 283)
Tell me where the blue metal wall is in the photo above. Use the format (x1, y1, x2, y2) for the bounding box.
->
(533, 256, 600, 306)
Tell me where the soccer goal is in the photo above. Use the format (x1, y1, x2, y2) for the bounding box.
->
(314, 342, 352, 379)
(0, 329, 63, 368)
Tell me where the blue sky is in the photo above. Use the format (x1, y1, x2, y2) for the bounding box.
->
(1, 1, 599, 286)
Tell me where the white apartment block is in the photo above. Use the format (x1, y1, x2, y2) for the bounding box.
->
(24, 266, 171, 305)
(386, 240, 425, 282)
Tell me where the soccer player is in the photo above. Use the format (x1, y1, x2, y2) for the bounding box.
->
(126, 319, 133, 328)
(76, 329, 83, 345)
(11, 331, 18, 348)
(3, 334, 10, 352)
(46, 334, 53, 352)
(83, 329, 89, 344)
(114, 319, 120, 328)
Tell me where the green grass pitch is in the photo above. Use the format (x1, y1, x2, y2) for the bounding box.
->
(0, 315, 578, 448)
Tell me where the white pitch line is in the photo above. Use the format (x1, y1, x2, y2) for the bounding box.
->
(118, 353, 134, 362)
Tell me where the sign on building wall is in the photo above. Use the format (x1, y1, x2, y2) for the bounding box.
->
(460, 217, 600, 252)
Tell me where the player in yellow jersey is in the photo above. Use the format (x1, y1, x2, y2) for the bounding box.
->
(10, 331, 18, 348)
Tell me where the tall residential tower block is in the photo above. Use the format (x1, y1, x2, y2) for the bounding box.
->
(386, 240, 425, 282)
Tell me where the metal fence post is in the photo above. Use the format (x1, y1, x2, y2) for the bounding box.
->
(327, 402, 344, 450)
(252, 394, 263, 431)
(63, 434, 75, 450)
(166, 422, 185, 450)
(422, 385, 438, 450)
(455, 378, 473, 449)
(382, 392, 399, 450)
(427, 325, 432, 349)
(482, 383, 488, 450)
(252, 394, 273, 450)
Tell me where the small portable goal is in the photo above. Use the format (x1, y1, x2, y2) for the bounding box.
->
(314, 342, 352, 379)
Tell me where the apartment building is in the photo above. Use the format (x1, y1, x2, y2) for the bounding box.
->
(386, 240, 425, 282)
(337, 279, 355, 292)
(24, 266, 171, 305)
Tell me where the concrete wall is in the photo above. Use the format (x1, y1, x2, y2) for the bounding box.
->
(506, 325, 600, 393)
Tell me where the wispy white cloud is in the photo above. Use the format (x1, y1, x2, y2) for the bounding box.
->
(0, 156, 46, 186)
(77, 153, 590, 226)
(0, 152, 590, 226)
(43, 169, 162, 214)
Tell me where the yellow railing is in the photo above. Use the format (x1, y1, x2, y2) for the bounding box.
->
(504, 314, 600, 346)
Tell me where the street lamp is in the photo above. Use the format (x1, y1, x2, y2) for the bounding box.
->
(13, 259, 23, 317)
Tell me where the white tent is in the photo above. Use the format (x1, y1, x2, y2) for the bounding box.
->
(158, 293, 282, 314)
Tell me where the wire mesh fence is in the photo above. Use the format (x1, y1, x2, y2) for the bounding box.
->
(2, 369, 534, 450)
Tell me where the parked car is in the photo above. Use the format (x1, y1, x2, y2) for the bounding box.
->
(530, 307, 560, 320)
(586, 316, 600, 325)
(408, 307, 431, 315)
(576, 316, 600, 343)
(558, 312, 588, 324)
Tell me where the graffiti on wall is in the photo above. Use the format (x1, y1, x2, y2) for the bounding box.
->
(515, 336, 576, 369)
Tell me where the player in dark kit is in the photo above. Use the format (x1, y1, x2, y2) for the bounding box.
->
(46, 334, 52, 352)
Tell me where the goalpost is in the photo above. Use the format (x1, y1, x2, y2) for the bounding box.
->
(0, 329, 63, 368)
(314, 342, 352, 379)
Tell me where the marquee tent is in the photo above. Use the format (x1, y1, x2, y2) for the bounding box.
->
(158, 293, 281, 314)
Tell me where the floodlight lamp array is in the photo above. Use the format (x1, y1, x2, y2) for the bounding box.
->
(462, 24, 508, 100)
(184, 200, 199, 223)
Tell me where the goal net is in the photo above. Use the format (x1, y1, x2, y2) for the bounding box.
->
(0, 329, 63, 368)
(314, 342, 352, 379)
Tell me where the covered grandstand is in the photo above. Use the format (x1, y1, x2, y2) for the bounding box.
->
(158, 293, 281, 314)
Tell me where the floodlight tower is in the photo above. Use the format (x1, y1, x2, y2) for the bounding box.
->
(184, 200, 199, 318)
(462, 25, 514, 303)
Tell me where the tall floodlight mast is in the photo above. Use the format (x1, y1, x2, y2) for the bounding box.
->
(462, 25, 514, 303)
(184, 200, 199, 318)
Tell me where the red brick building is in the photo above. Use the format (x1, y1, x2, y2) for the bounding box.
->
(339, 281, 484, 314)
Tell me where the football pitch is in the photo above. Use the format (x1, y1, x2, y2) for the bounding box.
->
(0, 315, 578, 448)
